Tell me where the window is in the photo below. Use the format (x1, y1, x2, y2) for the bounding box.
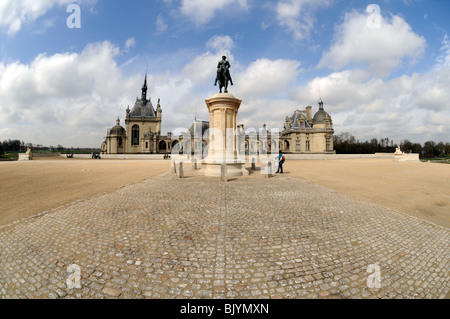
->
(284, 140, 290, 151)
(326, 136, 331, 151)
(132, 125, 140, 146)
(271, 140, 277, 150)
(118, 137, 123, 147)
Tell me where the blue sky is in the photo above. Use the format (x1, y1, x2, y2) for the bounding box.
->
(0, 0, 449, 148)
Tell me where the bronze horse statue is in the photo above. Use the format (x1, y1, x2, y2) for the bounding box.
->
(214, 56, 233, 93)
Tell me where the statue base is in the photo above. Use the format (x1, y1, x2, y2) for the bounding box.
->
(200, 163, 249, 178)
(200, 93, 248, 178)
(200, 156, 249, 178)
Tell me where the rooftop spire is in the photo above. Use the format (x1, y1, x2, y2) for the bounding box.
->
(142, 69, 148, 90)
(319, 98, 324, 110)
(142, 68, 148, 101)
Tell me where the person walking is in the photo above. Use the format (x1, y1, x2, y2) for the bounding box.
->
(276, 150, 285, 174)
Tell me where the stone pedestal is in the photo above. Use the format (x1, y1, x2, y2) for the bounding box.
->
(18, 148, 33, 161)
(201, 93, 248, 177)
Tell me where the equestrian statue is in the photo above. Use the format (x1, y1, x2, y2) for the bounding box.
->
(214, 56, 234, 93)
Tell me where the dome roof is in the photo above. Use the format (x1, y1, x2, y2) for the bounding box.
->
(313, 99, 331, 123)
(313, 109, 330, 123)
(110, 118, 125, 135)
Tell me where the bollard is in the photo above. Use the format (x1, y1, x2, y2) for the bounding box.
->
(192, 158, 199, 170)
(251, 158, 256, 171)
(171, 160, 177, 174)
(265, 162, 273, 178)
(221, 163, 227, 182)
(177, 161, 184, 178)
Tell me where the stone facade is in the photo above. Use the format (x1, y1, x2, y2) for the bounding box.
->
(280, 99, 335, 154)
(102, 76, 334, 155)
(188, 100, 335, 157)
(102, 75, 172, 155)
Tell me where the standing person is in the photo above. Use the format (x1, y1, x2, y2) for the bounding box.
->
(276, 150, 285, 174)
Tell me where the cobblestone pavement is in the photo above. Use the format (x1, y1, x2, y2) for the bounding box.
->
(0, 170, 449, 299)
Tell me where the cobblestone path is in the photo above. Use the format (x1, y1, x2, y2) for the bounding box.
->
(0, 171, 448, 299)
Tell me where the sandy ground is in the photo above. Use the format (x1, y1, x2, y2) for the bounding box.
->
(0, 157, 449, 229)
(0, 158, 170, 226)
(284, 159, 450, 229)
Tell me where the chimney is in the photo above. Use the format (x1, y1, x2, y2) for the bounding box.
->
(306, 106, 313, 124)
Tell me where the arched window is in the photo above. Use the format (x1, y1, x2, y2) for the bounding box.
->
(159, 141, 167, 152)
(119, 137, 123, 147)
(132, 125, 140, 146)
(284, 140, 290, 151)
(271, 140, 277, 150)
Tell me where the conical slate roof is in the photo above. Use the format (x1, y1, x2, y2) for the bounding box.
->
(130, 98, 156, 117)
(129, 73, 157, 118)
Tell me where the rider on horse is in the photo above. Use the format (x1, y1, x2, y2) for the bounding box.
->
(215, 56, 234, 92)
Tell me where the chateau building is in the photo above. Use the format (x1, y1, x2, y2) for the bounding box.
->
(102, 77, 334, 155)
(280, 99, 335, 154)
(102, 75, 173, 155)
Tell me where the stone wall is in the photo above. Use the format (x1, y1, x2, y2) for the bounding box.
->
(61, 154, 167, 160)
(60, 153, 402, 161)
(285, 153, 395, 160)
(394, 153, 420, 162)
(33, 153, 61, 158)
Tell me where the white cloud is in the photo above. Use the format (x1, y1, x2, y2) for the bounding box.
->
(124, 38, 136, 52)
(182, 35, 236, 86)
(0, 0, 96, 35)
(182, 35, 301, 99)
(235, 58, 301, 99)
(206, 35, 235, 53)
(179, 0, 249, 26)
(156, 14, 168, 33)
(169, 35, 303, 133)
(182, 51, 220, 86)
(319, 10, 426, 77)
(1, 25, 448, 149)
(276, 0, 332, 41)
(0, 41, 141, 147)
(292, 35, 450, 144)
